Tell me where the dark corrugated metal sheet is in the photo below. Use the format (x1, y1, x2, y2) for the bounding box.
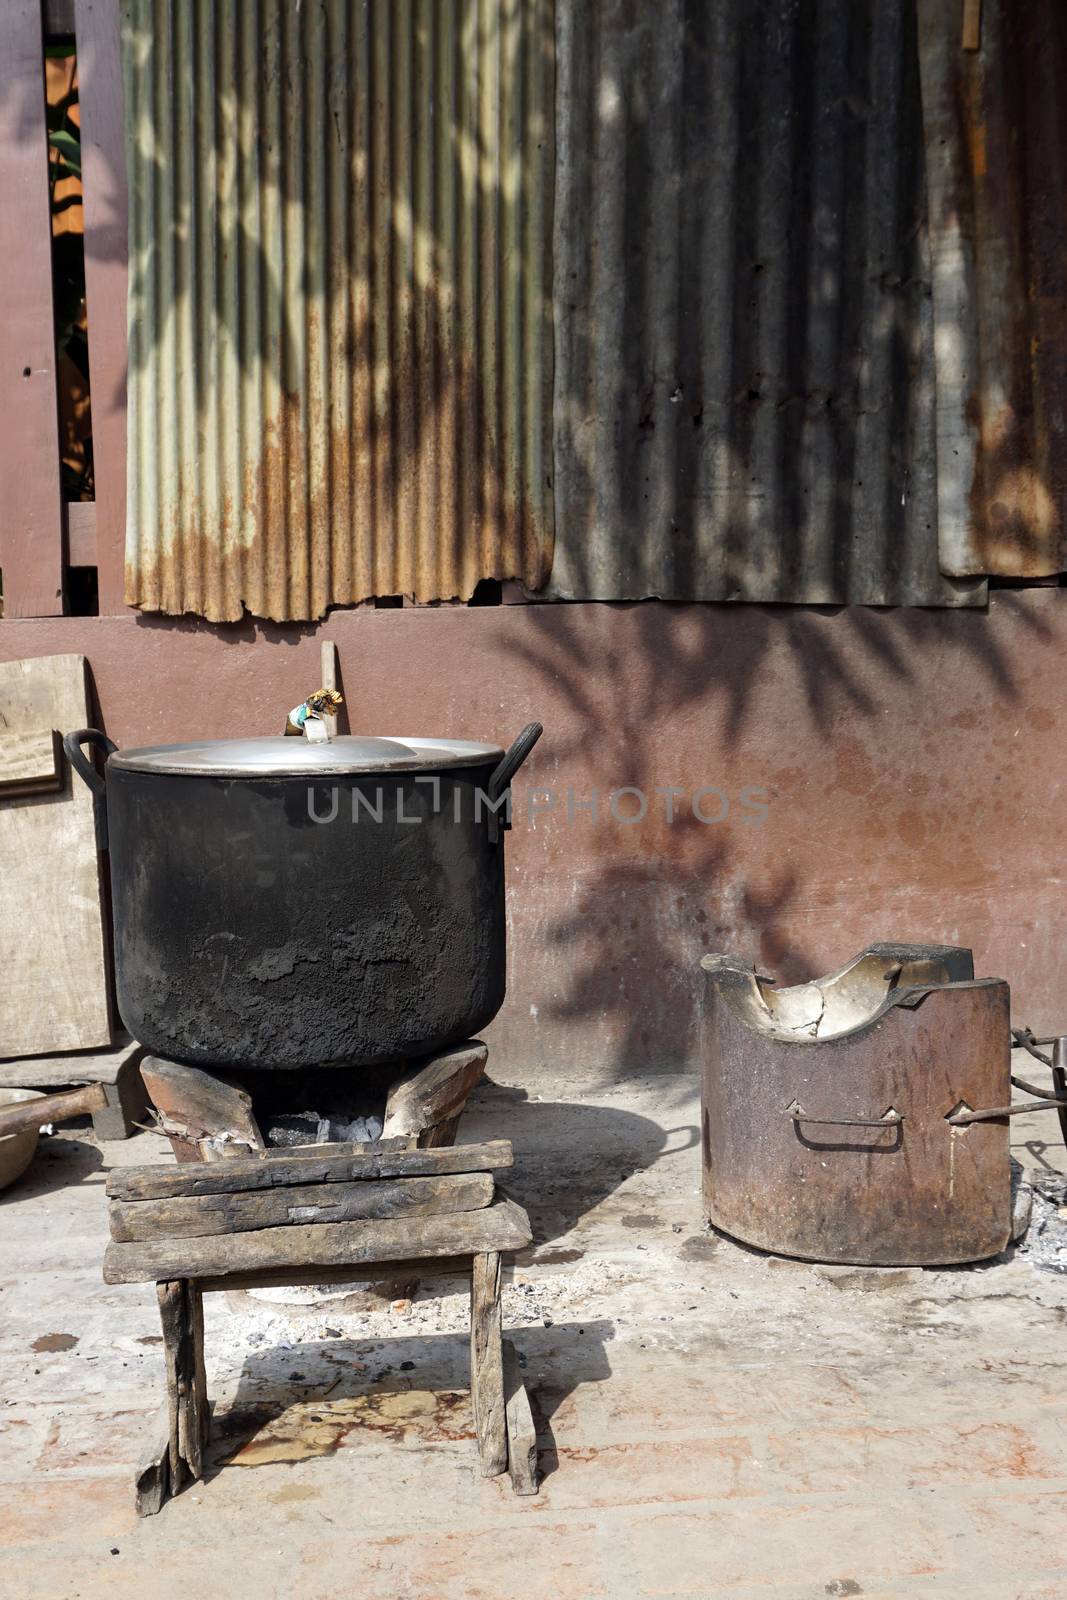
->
(122, 0, 554, 623)
(920, 0, 1067, 579)
(548, 0, 985, 605)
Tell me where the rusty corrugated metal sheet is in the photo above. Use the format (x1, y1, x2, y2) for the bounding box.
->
(548, 0, 985, 606)
(920, 0, 1067, 579)
(122, 0, 554, 623)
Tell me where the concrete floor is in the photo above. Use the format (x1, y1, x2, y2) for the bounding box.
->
(2, 1059, 1067, 1600)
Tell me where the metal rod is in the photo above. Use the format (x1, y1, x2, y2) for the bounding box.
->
(948, 1098, 1067, 1126)
(1053, 1037, 1067, 1153)
(1011, 1027, 1053, 1067)
(1011, 1074, 1067, 1103)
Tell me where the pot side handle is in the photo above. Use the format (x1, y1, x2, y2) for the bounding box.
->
(488, 722, 543, 803)
(63, 728, 118, 851)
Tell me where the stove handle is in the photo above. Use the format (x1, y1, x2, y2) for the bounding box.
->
(64, 727, 118, 851)
(788, 1104, 904, 1128)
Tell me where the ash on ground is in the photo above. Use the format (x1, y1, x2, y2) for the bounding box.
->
(1017, 1172, 1067, 1274)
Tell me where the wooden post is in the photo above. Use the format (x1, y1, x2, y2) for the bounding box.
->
(76, 0, 130, 613)
(0, 0, 65, 616)
(470, 1250, 506, 1476)
(419, 1114, 462, 1149)
(319, 640, 339, 736)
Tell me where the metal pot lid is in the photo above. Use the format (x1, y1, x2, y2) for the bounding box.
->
(109, 735, 505, 778)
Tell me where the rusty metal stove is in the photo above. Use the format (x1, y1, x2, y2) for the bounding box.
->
(699, 943, 1020, 1266)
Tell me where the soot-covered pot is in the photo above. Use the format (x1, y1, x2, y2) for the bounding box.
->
(66, 725, 541, 1071)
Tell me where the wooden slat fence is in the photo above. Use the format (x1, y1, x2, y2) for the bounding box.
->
(0, 0, 127, 617)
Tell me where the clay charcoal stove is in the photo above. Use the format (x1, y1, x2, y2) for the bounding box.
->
(212, 1067, 391, 1150)
(139, 1039, 491, 1161)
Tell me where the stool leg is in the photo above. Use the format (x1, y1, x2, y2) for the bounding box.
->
(134, 1405, 172, 1517)
(470, 1251, 506, 1476)
(157, 1281, 185, 1491)
(156, 1278, 210, 1497)
(503, 1338, 539, 1495)
(182, 1282, 209, 1478)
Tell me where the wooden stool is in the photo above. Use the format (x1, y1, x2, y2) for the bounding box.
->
(104, 1140, 538, 1513)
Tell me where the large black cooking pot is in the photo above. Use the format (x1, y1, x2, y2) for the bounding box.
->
(65, 725, 541, 1071)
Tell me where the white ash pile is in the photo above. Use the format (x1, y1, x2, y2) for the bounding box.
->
(1015, 1170, 1067, 1275)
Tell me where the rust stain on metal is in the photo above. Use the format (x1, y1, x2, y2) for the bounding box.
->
(549, 0, 984, 607)
(122, 0, 554, 622)
(920, 0, 1067, 579)
(700, 944, 1012, 1267)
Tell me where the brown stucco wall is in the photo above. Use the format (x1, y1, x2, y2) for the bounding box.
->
(1, 591, 1063, 1076)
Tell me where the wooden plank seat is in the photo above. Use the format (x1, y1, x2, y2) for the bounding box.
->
(104, 1140, 537, 1513)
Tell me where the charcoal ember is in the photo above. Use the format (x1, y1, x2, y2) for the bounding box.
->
(243, 1063, 392, 1150)
(266, 1112, 328, 1148)
(264, 1110, 385, 1148)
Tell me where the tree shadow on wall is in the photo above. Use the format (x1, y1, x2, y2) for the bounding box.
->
(509, 0, 1060, 1074)
(510, 589, 1053, 1076)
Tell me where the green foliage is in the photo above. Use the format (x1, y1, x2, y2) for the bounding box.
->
(48, 125, 81, 178)
(46, 50, 92, 497)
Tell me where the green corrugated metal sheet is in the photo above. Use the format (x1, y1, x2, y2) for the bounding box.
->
(123, 0, 554, 622)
